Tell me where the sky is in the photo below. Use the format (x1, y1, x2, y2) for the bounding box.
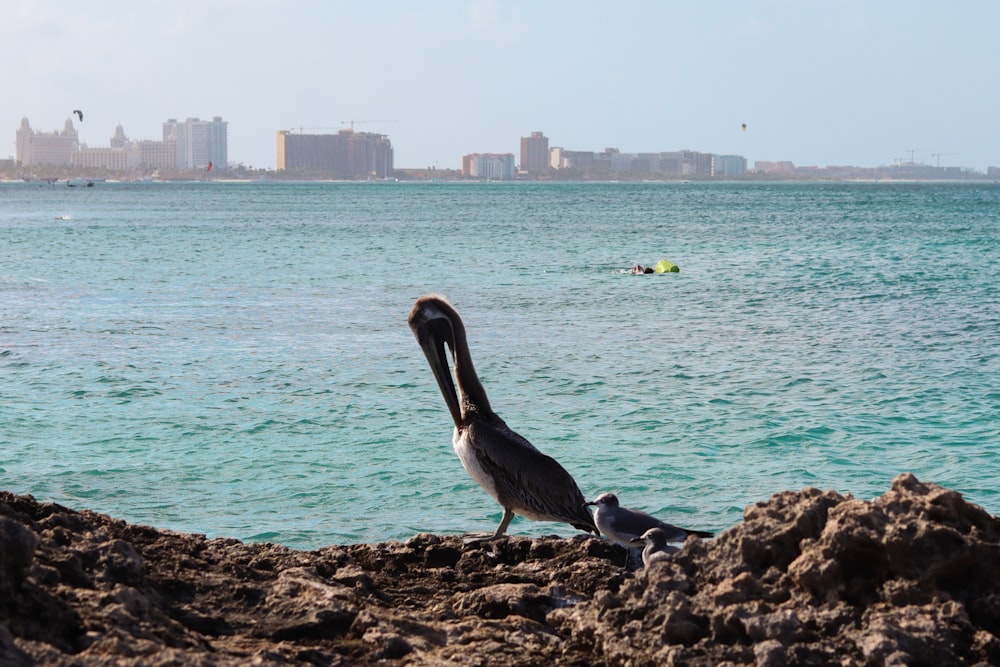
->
(3, 1, 998, 171)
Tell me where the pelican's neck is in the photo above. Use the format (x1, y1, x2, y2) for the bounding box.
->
(451, 322, 492, 419)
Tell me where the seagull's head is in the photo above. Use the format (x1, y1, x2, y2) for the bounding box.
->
(584, 492, 620, 510)
(639, 527, 668, 547)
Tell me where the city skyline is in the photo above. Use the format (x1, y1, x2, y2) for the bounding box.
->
(3, 2, 998, 173)
(10, 115, 995, 179)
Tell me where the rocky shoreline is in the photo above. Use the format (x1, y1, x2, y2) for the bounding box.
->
(3, 473, 999, 666)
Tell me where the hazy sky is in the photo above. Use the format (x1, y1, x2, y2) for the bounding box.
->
(4, 1, 998, 171)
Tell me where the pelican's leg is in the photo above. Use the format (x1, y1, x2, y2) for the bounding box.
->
(490, 508, 515, 539)
(462, 508, 515, 544)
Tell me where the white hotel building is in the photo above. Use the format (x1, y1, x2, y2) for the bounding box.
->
(15, 116, 227, 171)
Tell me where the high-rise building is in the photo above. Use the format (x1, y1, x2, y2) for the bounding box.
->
(276, 129, 394, 179)
(714, 155, 747, 176)
(520, 131, 550, 174)
(163, 117, 227, 170)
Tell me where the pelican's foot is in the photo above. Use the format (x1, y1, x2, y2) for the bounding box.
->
(461, 532, 503, 545)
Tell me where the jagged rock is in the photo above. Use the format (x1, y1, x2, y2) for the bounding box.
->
(2, 473, 999, 665)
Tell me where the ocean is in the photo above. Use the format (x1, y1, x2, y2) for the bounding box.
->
(2, 180, 997, 548)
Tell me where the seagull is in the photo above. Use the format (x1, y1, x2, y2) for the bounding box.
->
(408, 294, 598, 542)
(631, 527, 679, 567)
(585, 492, 712, 547)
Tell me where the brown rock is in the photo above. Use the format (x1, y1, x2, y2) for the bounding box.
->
(2, 473, 999, 665)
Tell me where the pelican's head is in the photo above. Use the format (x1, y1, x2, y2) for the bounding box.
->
(409, 295, 462, 357)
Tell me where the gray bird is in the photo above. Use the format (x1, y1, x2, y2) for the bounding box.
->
(585, 492, 712, 547)
(409, 294, 598, 542)
(631, 527, 679, 567)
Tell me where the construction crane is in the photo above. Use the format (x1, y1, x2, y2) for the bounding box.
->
(340, 119, 395, 131)
(287, 126, 342, 134)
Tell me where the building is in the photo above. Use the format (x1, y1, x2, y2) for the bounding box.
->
(163, 117, 227, 170)
(520, 131, 549, 174)
(754, 161, 796, 175)
(133, 138, 178, 170)
(550, 147, 597, 170)
(344, 129, 394, 179)
(547, 146, 722, 177)
(73, 145, 130, 170)
(549, 147, 565, 169)
(15, 116, 224, 171)
(714, 154, 747, 177)
(462, 153, 515, 179)
(16, 117, 78, 165)
(277, 131, 339, 172)
(74, 124, 130, 170)
(276, 129, 394, 179)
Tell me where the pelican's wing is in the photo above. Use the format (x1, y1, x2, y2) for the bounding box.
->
(467, 419, 596, 533)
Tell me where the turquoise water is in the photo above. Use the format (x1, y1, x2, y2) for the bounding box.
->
(2, 181, 997, 548)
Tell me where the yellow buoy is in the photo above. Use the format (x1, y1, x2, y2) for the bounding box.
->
(653, 259, 679, 273)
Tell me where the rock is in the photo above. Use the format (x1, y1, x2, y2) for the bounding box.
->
(0, 517, 37, 581)
(2, 473, 1000, 665)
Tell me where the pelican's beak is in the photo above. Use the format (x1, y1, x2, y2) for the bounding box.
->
(411, 310, 463, 429)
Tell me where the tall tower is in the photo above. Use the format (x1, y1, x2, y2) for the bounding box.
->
(162, 117, 227, 170)
(520, 131, 550, 174)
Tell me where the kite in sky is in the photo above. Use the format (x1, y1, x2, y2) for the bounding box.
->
(741, 123, 747, 131)
(73, 109, 83, 122)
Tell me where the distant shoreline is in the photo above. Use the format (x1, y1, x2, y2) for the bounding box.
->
(3, 176, 998, 185)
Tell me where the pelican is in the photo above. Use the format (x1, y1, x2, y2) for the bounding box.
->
(408, 294, 598, 541)
(585, 492, 712, 547)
